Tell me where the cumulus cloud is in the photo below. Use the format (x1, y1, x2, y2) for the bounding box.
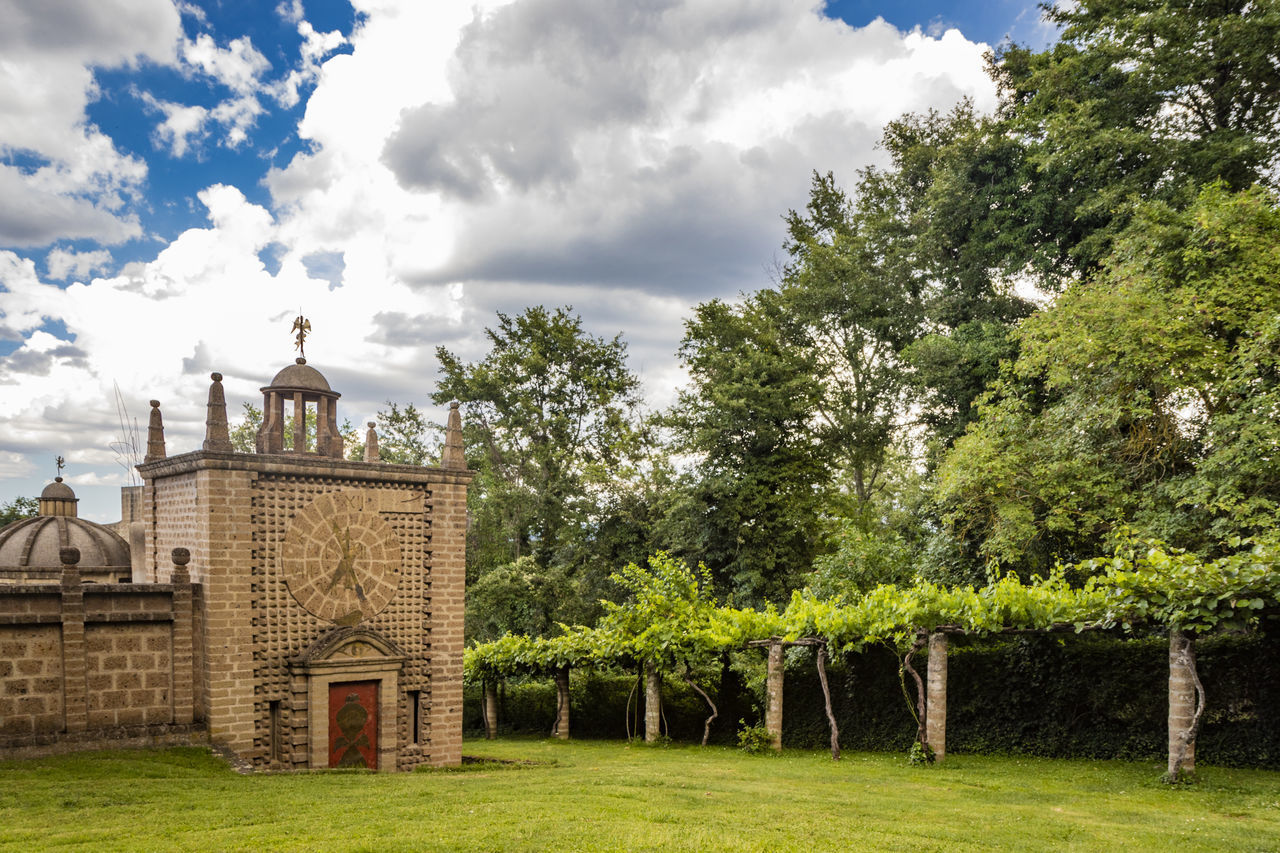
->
(0, 0, 1002, 519)
(0, 0, 179, 248)
(376, 1, 993, 300)
(269, 2, 349, 108)
(45, 247, 114, 281)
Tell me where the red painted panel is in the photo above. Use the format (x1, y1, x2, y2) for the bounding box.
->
(329, 680, 379, 769)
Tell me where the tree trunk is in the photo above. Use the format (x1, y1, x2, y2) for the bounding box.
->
(765, 641, 784, 752)
(902, 636, 928, 747)
(644, 662, 662, 742)
(551, 666, 570, 740)
(816, 644, 840, 760)
(682, 668, 719, 746)
(483, 680, 499, 740)
(1168, 630, 1204, 781)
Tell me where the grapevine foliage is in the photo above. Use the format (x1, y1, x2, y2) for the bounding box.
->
(464, 541, 1280, 683)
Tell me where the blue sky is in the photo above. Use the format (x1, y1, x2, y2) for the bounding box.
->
(0, 0, 1054, 520)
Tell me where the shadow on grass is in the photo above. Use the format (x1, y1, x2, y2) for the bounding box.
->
(415, 755, 559, 773)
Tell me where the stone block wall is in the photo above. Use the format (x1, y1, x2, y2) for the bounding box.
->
(0, 579, 202, 758)
(0, 623, 63, 737)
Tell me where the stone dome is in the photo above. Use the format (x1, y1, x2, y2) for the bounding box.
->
(266, 358, 332, 393)
(0, 515, 130, 574)
(40, 478, 75, 501)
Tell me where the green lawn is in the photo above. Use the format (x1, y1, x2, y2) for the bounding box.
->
(2, 739, 1279, 851)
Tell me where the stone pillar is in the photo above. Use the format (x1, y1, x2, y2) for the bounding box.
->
(144, 400, 166, 462)
(170, 548, 195, 726)
(324, 399, 343, 459)
(1168, 630, 1196, 779)
(765, 641, 784, 752)
(644, 662, 662, 742)
(203, 373, 233, 452)
(59, 547, 87, 735)
(441, 402, 465, 469)
(364, 422, 380, 463)
(553, 666, 570, 740)
(292, 392, 306, 452)
(483, 681, 499, 740)
(926, 632, 948, 762)
(256, 392, 283, 453)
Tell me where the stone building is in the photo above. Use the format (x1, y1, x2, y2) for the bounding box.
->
(0, 352, 471, 771)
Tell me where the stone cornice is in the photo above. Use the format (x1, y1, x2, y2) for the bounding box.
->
(137, 450, 473, 485)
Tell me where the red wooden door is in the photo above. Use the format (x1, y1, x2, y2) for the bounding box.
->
(329, 680, 379, 769)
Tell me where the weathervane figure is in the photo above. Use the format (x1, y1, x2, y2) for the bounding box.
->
(291, 313, 311, 360)
(55, 456, 65, 477)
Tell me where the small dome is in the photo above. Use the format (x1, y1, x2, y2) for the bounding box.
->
(40, 477, 76, 501)
(0, 515, 130, 573)
(266, 358, 332, 393)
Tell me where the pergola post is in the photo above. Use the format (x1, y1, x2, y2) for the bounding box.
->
(926, 632, 948, 762)
(765, 641, 784, 752)
(644, 662, 662, 742)
(1168, 630, 1197, 779)
(552, 666, 570, 740)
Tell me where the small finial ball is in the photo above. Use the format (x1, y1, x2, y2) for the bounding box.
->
(450, 401, 460, 409)
(211, 372, 223, 382)
(367, 421, 376, 429)
(54, 476, 63, 483)
(60, 547, 81, 566)
(296, 357, 306, 365)
(150, 399, 160, 408)
(171, 547, 191, 567)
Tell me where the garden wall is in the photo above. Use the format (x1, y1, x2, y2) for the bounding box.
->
(0, 577, 204, 758)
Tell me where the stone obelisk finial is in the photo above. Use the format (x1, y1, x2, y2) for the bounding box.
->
(363, 422, 380, 463)
(203, 372, 234, 452)
(144, 400, 166, 462)
(441, 401, 465, 469)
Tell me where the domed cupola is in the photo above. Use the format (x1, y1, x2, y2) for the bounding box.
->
(254, 315, 345, 458)
(0, 477, 131, 583)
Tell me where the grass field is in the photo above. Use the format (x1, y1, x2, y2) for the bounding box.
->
(2, 738, 1279, 851)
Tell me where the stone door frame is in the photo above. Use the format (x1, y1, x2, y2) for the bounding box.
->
(290, 627, 405, 772)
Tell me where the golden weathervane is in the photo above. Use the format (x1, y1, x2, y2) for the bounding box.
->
(291, 313, 311, 359)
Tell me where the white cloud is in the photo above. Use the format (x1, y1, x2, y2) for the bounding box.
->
(138, 91, 210, 157)
(0, 0, 180, 247)
(45, 247, 114, 281)
(268, 18, 350, 108)
(0, 0, 1003, 520)
(277, 0, 306, 25)
(181, 33, 271, 94)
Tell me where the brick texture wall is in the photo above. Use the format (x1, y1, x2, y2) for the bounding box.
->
(0, 578, 201, 757)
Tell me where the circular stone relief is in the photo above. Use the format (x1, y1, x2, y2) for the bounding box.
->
(282, 492, 401, 625)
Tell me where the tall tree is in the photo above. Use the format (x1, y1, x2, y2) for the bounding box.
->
(936, 185, 1280, 572)
(990, 0, 1280, 280)
(433, 306, 641, 576)
(667, 292, 828, 604)
(781, 171, 924, 503)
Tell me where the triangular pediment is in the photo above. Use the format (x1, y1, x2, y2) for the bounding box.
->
(292, 626, 406, 665)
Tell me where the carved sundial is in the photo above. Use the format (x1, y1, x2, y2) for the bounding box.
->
(282, 492, 401, 625)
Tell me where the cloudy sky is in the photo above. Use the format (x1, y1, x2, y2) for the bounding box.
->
(0, 0, 1055, 521)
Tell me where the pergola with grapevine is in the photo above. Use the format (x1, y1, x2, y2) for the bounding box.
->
(466, 540, 1280, 782)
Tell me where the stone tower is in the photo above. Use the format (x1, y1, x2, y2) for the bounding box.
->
(136, 361, 470, 771)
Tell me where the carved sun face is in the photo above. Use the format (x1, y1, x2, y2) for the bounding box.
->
(282, 492, 402, 625)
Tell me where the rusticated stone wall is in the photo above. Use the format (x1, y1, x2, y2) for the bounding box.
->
(0, 574, 203, 758)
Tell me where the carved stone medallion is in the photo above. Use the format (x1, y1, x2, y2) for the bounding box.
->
(282, 492, 401, 625)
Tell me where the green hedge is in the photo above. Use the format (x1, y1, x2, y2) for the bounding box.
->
(464, 668, 751, 744)
(463, 632, 1280, 768)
